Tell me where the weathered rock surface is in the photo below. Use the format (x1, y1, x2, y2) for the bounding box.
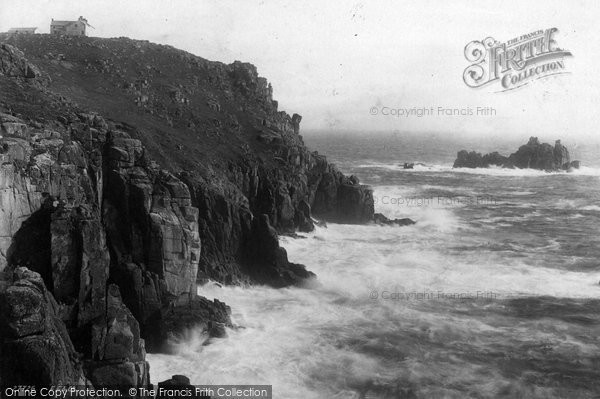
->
(0, 268, 88, 386)
(453, 137, 581, 171)
(505, 138, 579, 170)
(244, 214, 315, 287)
(0, 43, 41, 79)
(86, 284, 149, 388)
(0, 35, 385, 386)
(0, 42, 230, 386)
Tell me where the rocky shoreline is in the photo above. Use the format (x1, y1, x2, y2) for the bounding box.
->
(453, 137, 581, 171)
(0, 35, 413, 388)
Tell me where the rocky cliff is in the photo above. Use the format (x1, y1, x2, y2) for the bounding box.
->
(453, 137, 580, 171)
(0, 34, 376, 387)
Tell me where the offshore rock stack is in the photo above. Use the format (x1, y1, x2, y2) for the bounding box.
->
(0, 34, 381, 387)
(453, 137, 581, 171)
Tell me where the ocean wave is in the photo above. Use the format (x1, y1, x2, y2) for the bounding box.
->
(285, 224, 600, 299)
(148, 218, 600, 398)
(355, 161, 600, 177)
(581, 205, 600, 211)
(499, 190, 536, 196)
(550, 200, 600, 211)
(452, 165, 600, 177)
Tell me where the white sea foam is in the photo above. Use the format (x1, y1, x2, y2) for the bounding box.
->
(356, 162, 600, 177)
(282, 224, 598, 298)
(147, 159, 600, 397)
(148, 220, 599, 397)
(581, 205, 600, 211)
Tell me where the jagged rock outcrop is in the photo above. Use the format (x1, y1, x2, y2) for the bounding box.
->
(453, 137, 581, 171)
(86, 284, 149, 387)
(185, 144, 375, 285)
(244, 214, 315, 287)
(0, 267, 88, 386)
(0, 33, 376, 287)
(101, 129, 231, 349)
(453, 150, 507, 168)
(373, 213, 416, 226)
(308, 155, 374, 224)
(0, 43, 41, 79)
(50, 204, 109, 327)
(505, 137, 577, 170)
(0, 44, 230, 386)
(334, 184, 375, 224)
(0, 35, 381, 386)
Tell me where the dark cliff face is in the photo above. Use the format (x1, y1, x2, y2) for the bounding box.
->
(0, 34, 374, 286)
(0, 35, 375, 387)
(453, 137, 579, 171)
(0, 42, 227, 386)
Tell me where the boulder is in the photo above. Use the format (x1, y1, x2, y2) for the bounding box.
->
(0, 268, 88, 386)
(159, 374, 192, 386)
(1, 122, 29, 138)
(1, 269, 46, 337)
(88, 362, 139, 387)
(160, 296, 232, 348)
(158, 375, 210, 398)
(373, 213, 416, 226)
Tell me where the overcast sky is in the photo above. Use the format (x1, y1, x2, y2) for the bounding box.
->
(1, 0, 599, 143)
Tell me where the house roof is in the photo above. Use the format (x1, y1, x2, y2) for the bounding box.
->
(8, 27, 37, 31)
(51, 20, 80, 26)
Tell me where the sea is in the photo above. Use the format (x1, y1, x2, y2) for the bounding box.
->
(148, 132, 600, 399)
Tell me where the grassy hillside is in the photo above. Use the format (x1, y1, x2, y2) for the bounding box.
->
(0, 33, 303, 176)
